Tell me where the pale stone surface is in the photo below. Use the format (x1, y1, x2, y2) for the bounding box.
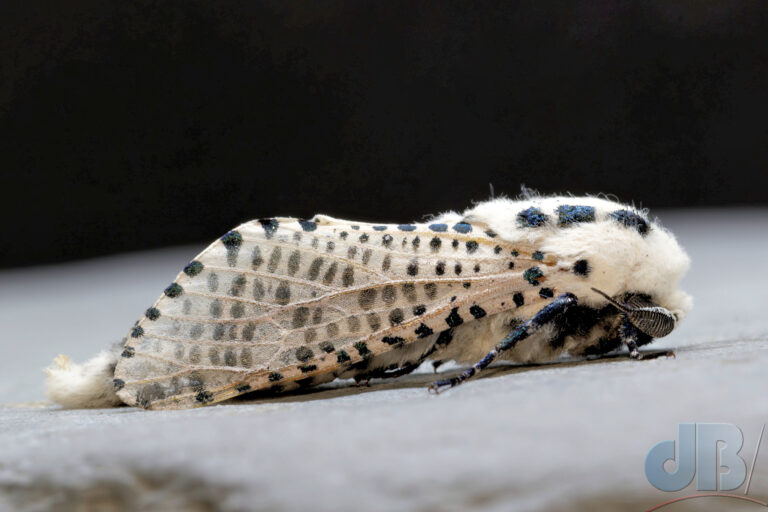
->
(1, 209, 767, 511)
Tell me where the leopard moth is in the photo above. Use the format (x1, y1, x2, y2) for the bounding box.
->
(45, 193, 692, 410)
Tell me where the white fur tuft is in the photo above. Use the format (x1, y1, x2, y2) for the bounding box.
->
(44, 348, 123, 408)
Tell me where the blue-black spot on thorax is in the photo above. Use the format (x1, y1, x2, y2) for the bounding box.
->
(429, 223, 448, 232)
(517, 207, 549, 227)
(610, 209, 650, 236)
(453, 222, 472, 234)
(557, 205, 596, 225)
(373, 225, 388, 231)
(398, 224, 416, 231)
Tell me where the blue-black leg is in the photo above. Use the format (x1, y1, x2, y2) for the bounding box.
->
(428, 293, 579, 393)
(621, 314, 642, 359)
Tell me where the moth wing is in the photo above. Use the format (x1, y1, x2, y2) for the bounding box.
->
(114, 217, 556, 409)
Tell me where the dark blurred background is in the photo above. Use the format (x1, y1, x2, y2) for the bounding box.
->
(2, 1, 767, 268)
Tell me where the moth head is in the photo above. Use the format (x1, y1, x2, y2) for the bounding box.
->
(590, 287, 677, 338)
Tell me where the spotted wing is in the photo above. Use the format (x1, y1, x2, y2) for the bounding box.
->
(114, 216, 556, 409)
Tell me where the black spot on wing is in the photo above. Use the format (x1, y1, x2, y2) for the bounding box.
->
(415, 323, 434, 338)
(295, 346, 314, 362)
(183, 260, 203, 277)
(366, 313, 381, 331)
(299, 220, 317, 231)
(382, 285, 396, 305)
(469, 306, 487, 319)
(258, 218, 279, 238)
(388, 308, 404, 326)
(229, 276, 246, 296)
(287, 251, 301, 276)
(322, 262, 338, 284)
(402, 283, 417, 302)
(445, 307, 463, 327)
(354, 341, 371, 357)
(342, 266, 355, 287)
(275, 282, 291, 305)
(164, 283, 183, 298)
(292, 307, 310, 328)
(267, 247, 282, 273)
(251, 247, 264, 269)
(221, 231, 243, 267)
(382, 336, 405, 347)
(523, 267, 544, 285)
(358, 288, 377, 310)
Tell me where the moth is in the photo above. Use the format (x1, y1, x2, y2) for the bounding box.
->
(46, 194, 691, 410)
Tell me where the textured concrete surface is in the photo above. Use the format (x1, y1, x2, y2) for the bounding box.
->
(1, 209, 767, 511)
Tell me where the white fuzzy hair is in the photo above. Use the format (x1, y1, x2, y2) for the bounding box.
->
(45, 348, 122, 408)
(456, 195, 692, 319)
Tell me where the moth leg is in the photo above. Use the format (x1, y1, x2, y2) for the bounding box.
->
(621, 314, 675, 360)
(380, 362, 421, 379)
(354, 377, 372, 387)
(431, 361, 444, 373)
(355, 358, 426, 386)
(428, 293, 578, 393)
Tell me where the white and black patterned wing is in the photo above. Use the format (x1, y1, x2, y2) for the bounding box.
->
(114, 216, 556, 409)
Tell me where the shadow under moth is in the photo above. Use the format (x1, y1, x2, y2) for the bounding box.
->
(46, 193, 691, 410)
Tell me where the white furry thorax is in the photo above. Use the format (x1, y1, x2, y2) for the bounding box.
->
(435, 195, 692, 320)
